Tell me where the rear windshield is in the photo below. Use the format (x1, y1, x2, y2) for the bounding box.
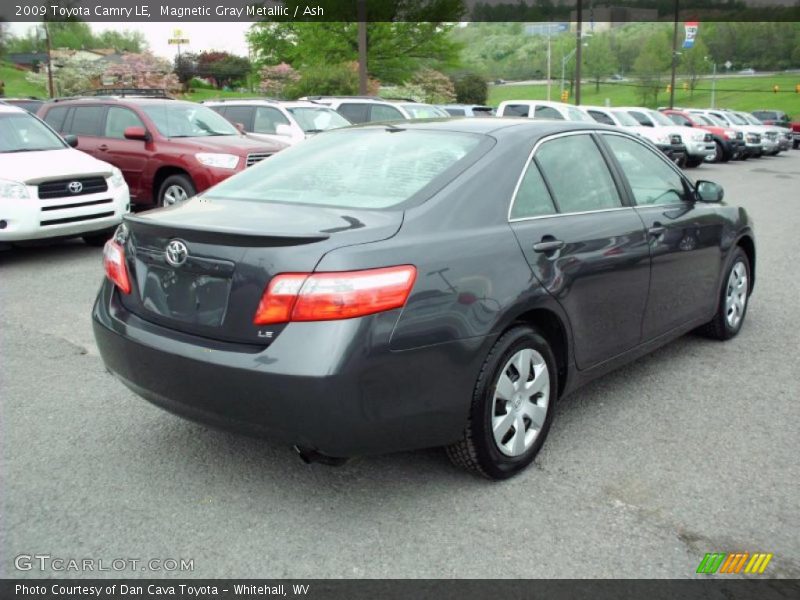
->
(206, 128, 485, 209)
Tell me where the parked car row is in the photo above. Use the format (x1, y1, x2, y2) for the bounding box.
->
(495, 99, 796, 168)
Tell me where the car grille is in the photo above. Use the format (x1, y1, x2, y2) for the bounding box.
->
(38, 177, 108, 200)
(41, 198, 113, 212)
(246, 153, 272, 167)
(670, 134, 682, 145)
(765, 131, 778, 140)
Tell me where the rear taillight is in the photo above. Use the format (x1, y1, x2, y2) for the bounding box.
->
(253, 265, 417, 325)
(103, 240, 131, 294)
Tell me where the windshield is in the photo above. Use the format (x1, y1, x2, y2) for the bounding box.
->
(702, 113, 728, 127)
(0, 113, 66, 153)
(567, 107, 594, 122)
(725, 112, 748, 125)
(611, 110, 640, 126)
(141, 103, 239, 137)
(286, 107, 351, 132)
(401, 104, 449, 119)
(648, 110, 675, 126)
(741, 114, 762, 125)
(695, 115, 715, 126)
(206, 128, 484, 209)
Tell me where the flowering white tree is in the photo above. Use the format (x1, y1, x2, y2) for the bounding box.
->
(26, 58, 105, 96)
(258, 62, 300, 98)
(102, 53, 180, 91)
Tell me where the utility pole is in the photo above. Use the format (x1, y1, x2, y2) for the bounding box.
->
(575, 0, 583, 105)
(669, 0, 679, 109)
(710, 61, 717, 108)
(357, 0, 368, 95)
(546, 25, 552, 101)
(44, 22, 55, 98)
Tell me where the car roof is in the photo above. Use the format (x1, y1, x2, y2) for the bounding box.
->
(0, 104, 28, 114)
(353, 117, 618, 138)
(42, 97, 192, 108)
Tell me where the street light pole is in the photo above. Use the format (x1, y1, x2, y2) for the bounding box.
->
(669, 0, 680, 109)
(711, 61, 717, 108)
(575, 0, 583, 105)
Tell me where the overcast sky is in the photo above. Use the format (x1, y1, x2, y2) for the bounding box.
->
(7, 22, 253, 59)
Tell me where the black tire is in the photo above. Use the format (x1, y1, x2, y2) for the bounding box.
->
(697, 247, 751, 341)
(82, 229, 113, 247)
(446, 325, 558, 480)
(685, 156, 704, 168)
(713, 140, 731, 163)
(793, 140, 799, 150)
(157, 174, 195, 207)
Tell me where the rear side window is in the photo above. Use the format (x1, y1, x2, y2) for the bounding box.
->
(511, 161, 557, 220)
(254, 107, 290, 134)
(104, 107, 145, 138)
(588, 110, 614, 126)
(337, 103, 369, 124)
(534, 106, 564, 120)
(207, 129, 485, 209)
(502, 104, 530, 117)
(69, 106, 105, 136)
(536, 135, 622, 213)
(42, 106, 69, 132)
(369, 104, 404, 122)
(628, 111, 653, 127)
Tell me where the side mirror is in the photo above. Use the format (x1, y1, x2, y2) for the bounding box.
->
(696, 180, 724, 203)
(123, 126, 149, 141)
(63, 134, 79, 148)
(275, 123, 293, 137)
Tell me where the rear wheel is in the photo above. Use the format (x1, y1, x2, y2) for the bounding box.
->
(158, 174, 195, 207)
(697, 248, 751, 341)
(446, 325, 557, 480)
(713, 140, 731, 163)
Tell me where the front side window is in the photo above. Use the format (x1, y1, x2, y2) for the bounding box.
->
(222, 106, 255, 130)
(588, 110, 615, 126)
(207, 129, 485, 209)
(287, 107, 350, 132)
(535, 134, 621, 213)
(612, 111, 640, 127)
(603, 134, 687, 206)
(510, 161, 557, 220)
(104, 107, 145, 139)
(252, 106, 290, 134)
(337, 103, 369, 124)
(141, 104, 238, 138)
(628, 111, 654, 127)
(668, 113, 691, 127)
(566, 107, 594, 122)
(0, 113, 66, 153)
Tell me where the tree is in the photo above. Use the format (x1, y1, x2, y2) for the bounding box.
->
(102, 53, 180, 92)
(248, 16, 462, 84)
(259, 63, 300, 98)
(680, 39, 710, 98)
(26, 56, 104, 96)
(410, 68, 456, 103)
(174, 52, 198, 88)
(195, 51, 250, 89)
(633, 33, 672, 106)
(583, 34, 615, 92)
(453, 73, 488, 104)
(286, 62, 379, 99)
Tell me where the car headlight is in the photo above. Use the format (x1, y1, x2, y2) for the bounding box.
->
(692, 132, 706, 141)
(0, 178, 30, 200)
(724, 129, 737, 139)
(110, 167, 125, 188)
(195, 153, 240, 169)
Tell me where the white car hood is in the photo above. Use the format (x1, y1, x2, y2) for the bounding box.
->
(0, 148, 114, 185)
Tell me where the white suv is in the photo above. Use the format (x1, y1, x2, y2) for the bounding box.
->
(300, 96, 447, 123)
(203, 99, 352, 146)
(496, 100, 596, 123)
(0, 104, 130, 246)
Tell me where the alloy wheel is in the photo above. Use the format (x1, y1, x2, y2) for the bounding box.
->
(725, 261, 748, 329)
(163, 185, 189, 206)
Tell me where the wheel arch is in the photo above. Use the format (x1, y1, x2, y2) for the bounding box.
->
(509, 307, 570, 398)
(152, 166, 192, 204)
(736, 233, 756, 293)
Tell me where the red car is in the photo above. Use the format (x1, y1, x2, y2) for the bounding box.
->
(660, 108, 745, 163)
(38, 97, 286, 207)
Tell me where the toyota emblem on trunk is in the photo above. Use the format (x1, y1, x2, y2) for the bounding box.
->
(165, 240, 189, 267)
(68, 181, 83, 194)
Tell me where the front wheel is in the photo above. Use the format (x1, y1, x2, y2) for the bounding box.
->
(158, 174, 196, 207)
(446, 325, 557, 480)
(697, 248, 751, 341)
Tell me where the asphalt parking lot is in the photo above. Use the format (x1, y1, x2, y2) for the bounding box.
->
(1, 152, 799, 579)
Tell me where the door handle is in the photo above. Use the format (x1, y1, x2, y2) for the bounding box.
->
(648, 225, 666, 237)
(533, 239, 565, 253)
(98, 144, 109, 151)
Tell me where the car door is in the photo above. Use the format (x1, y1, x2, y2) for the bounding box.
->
(101, 106, 149, 200)
(508, 132, 651, 370)
(599, 132, 724, 339)
(63, 104, 107, 158)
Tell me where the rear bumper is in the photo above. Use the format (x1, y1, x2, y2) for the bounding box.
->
(92, 283, 480, 457)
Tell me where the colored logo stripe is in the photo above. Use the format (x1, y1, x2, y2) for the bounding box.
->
(697, 552, 773, 574)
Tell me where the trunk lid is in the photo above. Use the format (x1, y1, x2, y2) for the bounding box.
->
(119, 198, 402, 344)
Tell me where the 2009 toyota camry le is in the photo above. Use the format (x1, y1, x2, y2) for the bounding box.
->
(93, 119, 755, 479)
